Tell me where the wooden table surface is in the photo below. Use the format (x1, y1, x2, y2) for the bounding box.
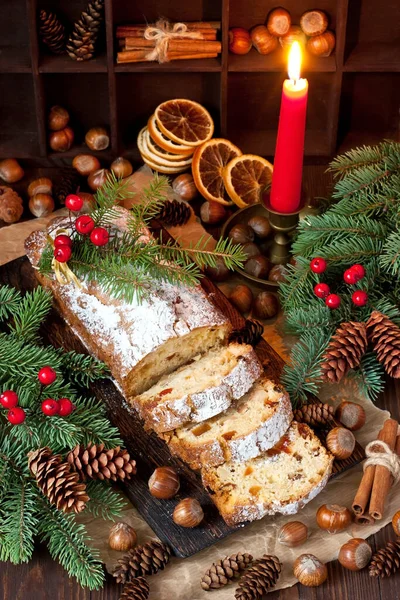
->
(1, 166, 400, 599)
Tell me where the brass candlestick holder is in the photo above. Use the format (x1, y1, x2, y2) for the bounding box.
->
(264, 195, 305, 265)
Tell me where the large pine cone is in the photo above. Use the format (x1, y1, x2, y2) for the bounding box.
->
(367, 311, 400, 378)
(28, 447, 89, 514)
(157, 200, 191, 226)
(369, 540, 400, 578)
(235, 555, 282, 599)
(113, 541, 171, 584)
(294, 401, 335, 428)
(67, 0, 104, 61)
(39, 10, 67, 54)
(321, 321, 368, 383)
(67, 443, 136, 482)
(119, 577, 149, 600)
(229, 320, 264, 347)
(201, 552, 253, 590)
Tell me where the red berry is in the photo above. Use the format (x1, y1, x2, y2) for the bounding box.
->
(75, 215, 95, 235)
(54, 245, 72, 263)
(352, 290, 368, 307)
(343, 268, 358, 285)
(7, 407, 26, 425)
(310, 257, 327, 274)
(58, 398, 75, 416)
(313, 283, 330, 299)
(41, 398, 59, 417)
(54, 234, 72, 248)
(65, 194, 83, 212)
(38, 366, 57, 386)
(0, 390, 19, 409)
(350, 264, 366, 281)
(325, 293, 341, 310)
(90, 227, 109, 247)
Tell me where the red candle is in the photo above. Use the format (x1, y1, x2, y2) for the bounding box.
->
(270, 42, 308, 213)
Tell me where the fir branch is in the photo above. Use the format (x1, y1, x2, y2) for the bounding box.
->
(330, 190, 400, 220)
(281, 328, 332, 406)
(0, 285, 21, 320)
(60, 351, 110, 387)
(285, 304, 335, 335)
(160, 234, 247, 270)
(328, 141, 396, 178)
(129, 173, 170, 226)
(35, 416, 82, 455)
(91, 172, 134, 226)
(372, 298, 400, 326)
(319, 236, 383, 265)
(0, 482, 38, 564)
(69, 397, 123, 447)
(10, 287, 53, 343)
(85, 481, 125, 521)
(279, 257, 319, 311)
(38, 499, 104, 590)
(379, 230, 400, 276)
(348, 353, 385, 403)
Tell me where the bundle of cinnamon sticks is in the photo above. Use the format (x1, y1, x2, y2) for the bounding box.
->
(116, 21, 221, 64)
(352, 418, 400, 523)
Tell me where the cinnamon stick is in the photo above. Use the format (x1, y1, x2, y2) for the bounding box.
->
(124, 31, 217, 46)
(166, 40, 221, 53)
(117, 50, 150, 63)
(117, 51, 218, 64)
(116, 22, 221, 37)
(354, 512, 375, 526)
(167, 52, 218, 61)
(369, 418, 399, 519)
(352, 418, 397, 515)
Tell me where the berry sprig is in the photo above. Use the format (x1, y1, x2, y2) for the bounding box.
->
(0, 390, 26, 424)
(310, 259, 368, 310)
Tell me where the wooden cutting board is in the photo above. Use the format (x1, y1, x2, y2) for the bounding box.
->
(0, 257, 364, 558)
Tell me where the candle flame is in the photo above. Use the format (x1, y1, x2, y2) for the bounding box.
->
(288, 42, 302, 82)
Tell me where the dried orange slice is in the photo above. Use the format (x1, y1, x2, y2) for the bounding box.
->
(223, 155, 273, 208)
(192, 139, 242, 205)
(148, 115, 194, 156)
(138, 128, 193, 169)
(141, 155, 189, 175)
(155, 99, 214, 147)
(144, 128, 192, 162)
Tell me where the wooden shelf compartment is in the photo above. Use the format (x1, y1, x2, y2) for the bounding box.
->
(39, 53, 108, 73)
(338, 73, 400, 150)
(228, 49, 336, 73)
(227, 72, 335, 157)
(111, 0, 223, 27)
(0, 75, 40, 158)
(0, 0, 31, 73)
(344, 42, 400, 72)
(116, 72, 222, 155)
(42, 73, 111, 155)
(229, 0, 339, 30)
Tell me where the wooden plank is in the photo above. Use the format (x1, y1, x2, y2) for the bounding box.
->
(0, 256, 363, 559)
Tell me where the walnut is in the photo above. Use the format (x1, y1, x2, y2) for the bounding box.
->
(0, 186, 23, 223)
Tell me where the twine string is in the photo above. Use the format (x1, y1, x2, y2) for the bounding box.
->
(363, 440, 400, 484)
(144, 19, 203, 63)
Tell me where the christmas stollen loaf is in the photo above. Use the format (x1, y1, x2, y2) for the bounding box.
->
(202, 421, 334, 526)
(24, 211, 231, 398)
(161, 378, 292, 469)
(133, 343, 263, 433)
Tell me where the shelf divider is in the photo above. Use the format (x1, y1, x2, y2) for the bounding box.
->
(26, 0, 46, 157)
(105, 0, 119, 155)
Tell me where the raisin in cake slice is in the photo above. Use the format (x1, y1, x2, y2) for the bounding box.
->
(25, 210, 231, 398)
(132, 343, 263, 433)
(162, 379, 293, 469)
(202, 421, 333, 526)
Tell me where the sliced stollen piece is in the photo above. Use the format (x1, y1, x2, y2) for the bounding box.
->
(202, 421, 334, 526)
(162, 378, 293, 469)
(132, 343, 263, 433)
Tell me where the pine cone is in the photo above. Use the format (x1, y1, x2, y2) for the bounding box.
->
(67, 0, 104, 62)
(119, 577, 149, 600)
(39, 10, 67, 55)
(113, 541, 171, 584)
(229, 320, 264, 347)
(201, 552, 253, 591)
(28, 447, 89, 514)
(67, 443, 137, 482)
(367, 311, 400, 378)
(235, 555, 282, 599)
(54, 169, 82, 205)
(157, 200, 191, 226)
(294, 401, 335, 428)
(321, 321, 368, 383)
(369, 540, 400, 578)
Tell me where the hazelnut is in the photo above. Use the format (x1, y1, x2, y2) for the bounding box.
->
(108, 522, 137, 552)
(0, 158, 24, 183)
(205, 258, 230, 282)
(48, 105, 70, 131)
(29, 193, 55, 218)
(244, 255, 270, 279)
(300, 10, 329, 37)
(200, 201, 227, 225)
(278, 521, 308, 547)
(27, 177, 53, 196)
(326, 426, 355, 459)
(293, 554, 327, 587)
(173, 498, 204, 528)
(338, 538, 372, 571)
(230, 284, 253, 314)
(307, 31, 336, 57)
(148, 466, 180, 499)
(247, 215, 271, 239)
(335, 401, 366, 431)
(267, 7, 291, 37)
(228, 224, 254, 244)
(173, 173, 198, 201)
(254, 292, 279, 319)
(49, 126, 74, 152)
(72, 154, 101, 176)
(316, 503, 352, 534)
(279, 26, 307, 49)
(392, 510, 400, 535)
(110, 157, 133, 179)
(268, 264, 287, 283)
(241, 242, 261, 260)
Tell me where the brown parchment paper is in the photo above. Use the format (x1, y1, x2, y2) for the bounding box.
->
(0, 167, 394, 596)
